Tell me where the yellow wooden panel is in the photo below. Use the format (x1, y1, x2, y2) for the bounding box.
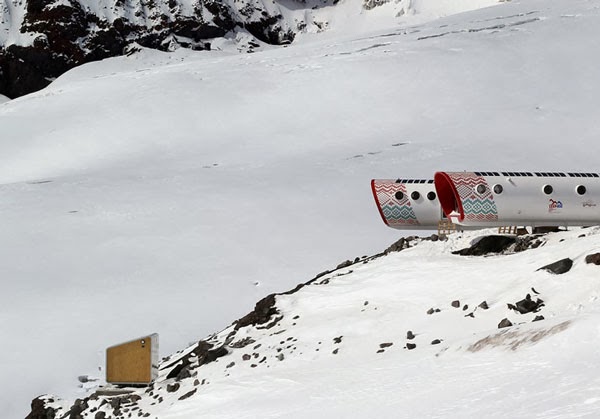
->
(106, 336, 153, 384)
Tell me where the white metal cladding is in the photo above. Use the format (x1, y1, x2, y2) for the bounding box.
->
(371, 179, 441, 229)
(437, 172, 600, 227)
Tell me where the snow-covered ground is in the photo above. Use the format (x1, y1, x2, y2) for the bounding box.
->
(2, 0, 600, 417)
(42, 227, 600, 418)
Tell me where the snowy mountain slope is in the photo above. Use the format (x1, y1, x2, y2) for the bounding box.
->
(33, 227, 600, 418)
(0, 0, 500, 98)
(2, 0, 600, 417)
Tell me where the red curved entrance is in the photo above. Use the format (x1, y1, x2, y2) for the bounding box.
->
(434, 172, 464, 222)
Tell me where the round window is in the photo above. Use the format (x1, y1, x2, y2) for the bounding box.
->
(543, 184, 553, 195)
(493, 184, 503, 194)
(427, 191, 437, 201)
(395, 191, 404, 200)
(577, 185, 586, 195)
(476, 184, 487, 194)
(411, 191, 421, 200)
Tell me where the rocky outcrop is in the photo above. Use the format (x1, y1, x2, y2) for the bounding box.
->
(453, 235, 517, 256)
(0, 0, 315, 98)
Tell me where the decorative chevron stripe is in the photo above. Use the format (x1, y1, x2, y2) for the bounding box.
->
(372, 180, 419, 226)
(447, 173, 498, 222)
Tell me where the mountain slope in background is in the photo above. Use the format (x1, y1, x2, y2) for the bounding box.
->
(0, 0, 499, 98)
(2, 0, 600, 417)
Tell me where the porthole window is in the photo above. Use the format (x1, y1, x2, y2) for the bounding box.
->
(427, 191, 437, 201)
(476, 184, 487, 194)
(577, 185, 587, 195)
(395, 191, 404, 200)
(411, 191, 421, 200)
(543, 184, 553, 195)
(493, 184, 503, 194)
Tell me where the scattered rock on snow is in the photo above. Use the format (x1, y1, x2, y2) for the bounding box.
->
(452, 235, 517, 256)
(512, 294, 544, 314)
(178, 389, 197, 401)
(498, 318, 513, 328)
(406, 343, 416, 350)
(478, 301, 489, 310)
(431, 339, 442, 345)
(167, 383, 180, 393)
(379, 342, 394, 348)
(537, 258, 573, 275)
(532, 315, 545, 322)
(585, 253, 600, 265)
(451, 300, 460, 308)
(406, 331, 415, 340)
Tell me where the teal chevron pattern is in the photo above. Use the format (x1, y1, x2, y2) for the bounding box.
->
(448, 173, 498, 222)
(373, 180, 419, 226)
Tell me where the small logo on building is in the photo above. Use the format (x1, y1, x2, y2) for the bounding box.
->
(583, 200, 597, 208)
(549, 199, 563, 212)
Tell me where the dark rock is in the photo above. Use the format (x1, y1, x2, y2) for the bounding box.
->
(336, 260, 353, 269)
(585, 253, 600, 265)
(176, 365, 193, 381)
(333, 336, 343, 344)
(235, 294, 278, 329)
(167, 383, 180, 393)
(385, 237, 408, 253)
(427, 308, 435, 315)
(478, 301, 489, 310)
(453, 235, 517, 256)
(531, 287, 540, 294)
(94, 412, 106, 419)
(431, 339, 442, 345)
(178, 389, 197, 401)
(532, 315, 545, 322)
(242, 354, 251, 361)
(462, 304, 468, 311)
(226, 362, 235, 368)
(430, 234, 439, 242)
(379, 342, 394, 348)
(67, 399, 88, 419)
(230, 337, 256, 348)
(332, 348, 339, 355)
(25, 397, 57, 419)
(451, 300, 460, 308)
(406, 343, 416, 350)
(512, 294, 544, 314)
(537, 258, 573, 275)
(164, 340, 228, 380)
(498, 318, 513, 328)
(464, 312, 475, 318)
(406, 331, 415, 340)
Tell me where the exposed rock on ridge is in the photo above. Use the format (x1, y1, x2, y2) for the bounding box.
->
(0, 0, 314, 98)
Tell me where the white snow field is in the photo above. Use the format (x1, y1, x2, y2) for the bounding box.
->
(1, 0, 600, 417)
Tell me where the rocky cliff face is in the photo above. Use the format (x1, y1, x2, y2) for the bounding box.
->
(0, 0, 360, 98)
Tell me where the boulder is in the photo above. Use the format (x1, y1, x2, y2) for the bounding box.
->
(452, 235, 517, 256)
(537, 258, 573, 275)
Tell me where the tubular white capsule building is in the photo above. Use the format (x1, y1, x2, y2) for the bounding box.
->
(371, 179, 443, 229)
(434, 171, 600, 227)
